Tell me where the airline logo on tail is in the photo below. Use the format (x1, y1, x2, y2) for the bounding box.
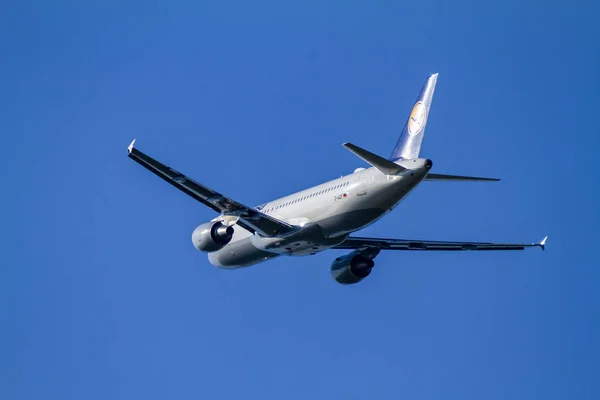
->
(407, 101, 427, 136)
(388, 73, 438, 160)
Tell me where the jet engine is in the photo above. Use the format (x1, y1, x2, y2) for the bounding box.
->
(191, 221, 235, 252)
(330, 250, 376, 285)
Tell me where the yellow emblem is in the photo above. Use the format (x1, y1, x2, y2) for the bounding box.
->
(407, 101, 426, 136)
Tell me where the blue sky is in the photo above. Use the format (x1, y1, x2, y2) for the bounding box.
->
(2, 1, 599, 399)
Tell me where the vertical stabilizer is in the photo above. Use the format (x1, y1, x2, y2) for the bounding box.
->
(389, 73, 438, 160)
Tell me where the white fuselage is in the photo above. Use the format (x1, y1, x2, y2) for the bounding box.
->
(198, 158, 431, 267)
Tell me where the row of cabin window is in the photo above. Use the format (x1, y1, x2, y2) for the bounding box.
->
(263, 182, 349, 214)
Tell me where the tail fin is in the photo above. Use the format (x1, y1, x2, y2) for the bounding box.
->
(389, 73, 438, 160)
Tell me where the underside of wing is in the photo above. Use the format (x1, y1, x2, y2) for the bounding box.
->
(335, 236, 547, 251)
(126, 140, 295, 237)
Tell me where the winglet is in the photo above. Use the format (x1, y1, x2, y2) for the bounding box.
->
(539, 236, 548, 251)
(127, 139, 136, 154)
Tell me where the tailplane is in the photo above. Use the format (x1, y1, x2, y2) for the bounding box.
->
(424, 173, 500, 182)
(389, 73, 438, 160)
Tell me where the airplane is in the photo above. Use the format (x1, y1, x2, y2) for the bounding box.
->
(127, 73, 546, 284)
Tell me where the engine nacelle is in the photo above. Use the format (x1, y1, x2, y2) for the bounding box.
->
(191, 221, 234, 252)
(330, 250, 375, 285)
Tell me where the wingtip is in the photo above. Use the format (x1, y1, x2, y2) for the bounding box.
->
(539, 236, 548, 251)
(127, 139, 136, 154)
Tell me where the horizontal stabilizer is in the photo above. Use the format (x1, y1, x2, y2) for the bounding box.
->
(425, 173, 500, 182)
(343, 142, 407, 175)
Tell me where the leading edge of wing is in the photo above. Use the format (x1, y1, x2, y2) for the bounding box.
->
(126, 139, 295, 237)
(335, 236, 548, 251)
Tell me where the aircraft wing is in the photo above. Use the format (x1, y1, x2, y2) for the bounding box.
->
(335, 236, 547, 251)
(126, 140, 295, 237)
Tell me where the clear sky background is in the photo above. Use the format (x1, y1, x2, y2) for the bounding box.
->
(2, 1, 599, 399)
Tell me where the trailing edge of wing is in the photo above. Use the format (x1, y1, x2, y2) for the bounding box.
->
(126, 140, 295, 237)
(334, 236, 547, 251)
(425, 173, 500, 182)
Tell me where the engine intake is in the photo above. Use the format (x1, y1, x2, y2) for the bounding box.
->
(331, 250, 376, 285)
(192, 221, 235, 252)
